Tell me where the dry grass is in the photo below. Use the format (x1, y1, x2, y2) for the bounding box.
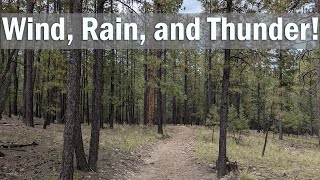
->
(194, 126, 320, 180)
(53, 124, 167, 153)
(98, 124, 162, 152)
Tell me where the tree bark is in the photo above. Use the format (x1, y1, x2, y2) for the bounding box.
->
(146, 52, 156, 126)
(217, 48, 231, 178)
(109, 50, 115, 129)
(60, 0, 87, 179)
(183, 52, 189, 125)
(157, 50, 163, 135)
(278, 51, 283, 140)
(207, 49, 214, 113)
(0, 50, 18, 119)
(23, 50, 35, 127)
(308, 73, 313, 136)
(172, 57, 177, 125)
(12, 51, 18, 116)
(88, 49, 104, 171)
(88, 0, 105, 170)
(144, 49, 149, 125)
(23, 1, 36, 127)
(217, 1, 232, 177)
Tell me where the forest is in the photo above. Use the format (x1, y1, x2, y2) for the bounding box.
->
(1, 0, 320, 180)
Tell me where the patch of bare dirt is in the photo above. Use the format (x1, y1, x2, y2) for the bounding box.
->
(0, 116, 144, 180)
(127, 126, 216, 180)
(1, 117, 216, 180)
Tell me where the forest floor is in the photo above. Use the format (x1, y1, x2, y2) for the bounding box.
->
(0, 116, 160, 180)
(2, 116, 320, 180)
(194, 126, 320, 180)
(127, 126, 215, 180)
(0, 116, 215, 180)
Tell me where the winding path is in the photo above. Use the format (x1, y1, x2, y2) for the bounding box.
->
(128, 126, 215, 180)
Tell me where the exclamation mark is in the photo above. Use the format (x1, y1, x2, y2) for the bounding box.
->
(313, 17, 318, 40)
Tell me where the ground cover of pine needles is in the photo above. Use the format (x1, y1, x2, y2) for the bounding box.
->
(0, 116, 166, 180)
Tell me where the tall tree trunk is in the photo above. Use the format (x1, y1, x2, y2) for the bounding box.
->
(60, 0, 88, 178)
(44, 50, 52, 129)
(24, 51, 35, 127)
(146, 0, 163, 127)
(12, 50, 18, 116)
(88, 1, 105, 170)
(309, 73, 313, 136)
(217, 48, 231, 178)
(172, 96, 177, 125)
(207, 49, 214, 113)
(163, 50, 167, 125)
(144, 49, 149, 125)
(157, 50, 163, 135)
(88, 49, 104, 170)
(183, 52, 189, 125)
(146, 52, 156, 126)
(23, 1, 35, 127)
(130, 49, 135, 124)
(257, 83, 261, 131)
(109, 50, 115, 129)
(172, 57, 177, 125)
(217, 1, 232, 177)
(0, 50, 17, 119)
(278, 51, 283, 140)
(60, 49, 78, 179)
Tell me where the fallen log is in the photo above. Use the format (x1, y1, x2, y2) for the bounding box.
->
(0, 142, 38, 149)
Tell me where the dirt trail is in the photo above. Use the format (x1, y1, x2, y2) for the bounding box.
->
(128, 126, 215, 180)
